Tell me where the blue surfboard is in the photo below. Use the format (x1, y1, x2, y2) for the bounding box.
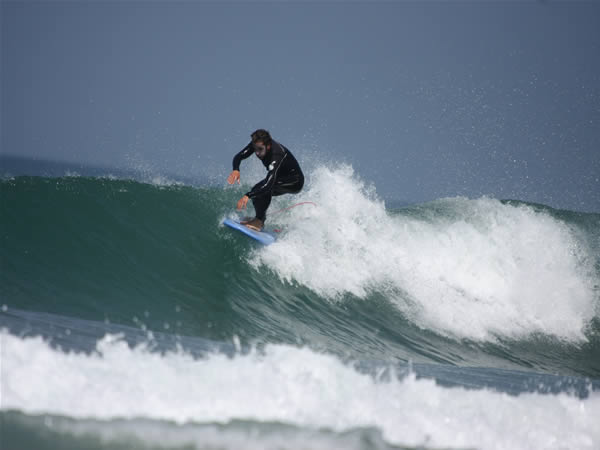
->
(223, 218, 276, 245)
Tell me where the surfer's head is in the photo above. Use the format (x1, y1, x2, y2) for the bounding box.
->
(251, 129, 272, 159)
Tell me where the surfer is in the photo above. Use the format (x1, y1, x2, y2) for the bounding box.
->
(227, 129, 304, 231)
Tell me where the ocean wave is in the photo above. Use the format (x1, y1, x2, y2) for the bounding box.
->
(2, 331, 599, 450)
(1, 170, 599, 380)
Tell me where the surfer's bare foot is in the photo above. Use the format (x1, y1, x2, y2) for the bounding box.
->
(243, 218, 264, 231)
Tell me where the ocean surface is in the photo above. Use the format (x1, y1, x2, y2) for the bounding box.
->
(1, 162, 599, 450)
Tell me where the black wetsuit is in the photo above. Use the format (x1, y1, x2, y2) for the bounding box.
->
(232, 140, 304, 222)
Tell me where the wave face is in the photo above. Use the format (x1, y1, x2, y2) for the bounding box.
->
(2, 169, 600, 450)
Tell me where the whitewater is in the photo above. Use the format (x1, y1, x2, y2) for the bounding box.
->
(1, 163, 599, 450)
(254, 166, 598, 342)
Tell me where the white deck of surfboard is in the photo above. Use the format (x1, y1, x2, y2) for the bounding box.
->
(223, 218, 276, 245)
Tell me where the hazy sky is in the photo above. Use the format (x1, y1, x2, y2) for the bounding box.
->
(2, 1, 599, 211)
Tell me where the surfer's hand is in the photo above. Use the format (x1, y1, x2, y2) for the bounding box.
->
(237, 195, 249, 210)
(227, 170, 241, 185)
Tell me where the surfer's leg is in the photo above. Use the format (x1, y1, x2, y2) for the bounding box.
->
(251, 192, 272, 223)
(272, 176, 304, 196)
(250, 177, 302, 225)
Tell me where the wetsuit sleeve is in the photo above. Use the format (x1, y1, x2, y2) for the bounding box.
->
(232, 142, 254, 171)
(246, 152, 287, 199)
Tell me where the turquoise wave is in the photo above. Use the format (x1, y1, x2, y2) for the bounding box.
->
(1, 175, 599, 379)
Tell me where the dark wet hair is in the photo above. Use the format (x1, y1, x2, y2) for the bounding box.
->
(251, 129, 272, 146)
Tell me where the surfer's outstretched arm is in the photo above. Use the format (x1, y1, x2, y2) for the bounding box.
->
(227, 142, 254, 185)
(232, 142, 254, 171)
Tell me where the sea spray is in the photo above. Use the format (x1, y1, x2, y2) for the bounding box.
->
(254, 166, 598, 342)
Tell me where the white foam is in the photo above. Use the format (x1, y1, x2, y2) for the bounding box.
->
(253, 165, 597, 342)
(2, 331, 599, 450)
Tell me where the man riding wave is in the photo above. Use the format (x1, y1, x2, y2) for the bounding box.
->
(227, 129, 304, 231)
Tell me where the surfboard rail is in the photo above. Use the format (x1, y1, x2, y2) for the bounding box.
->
(223, 218, 276, 245)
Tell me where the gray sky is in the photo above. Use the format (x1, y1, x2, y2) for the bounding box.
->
(2, 1, 599, 211)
